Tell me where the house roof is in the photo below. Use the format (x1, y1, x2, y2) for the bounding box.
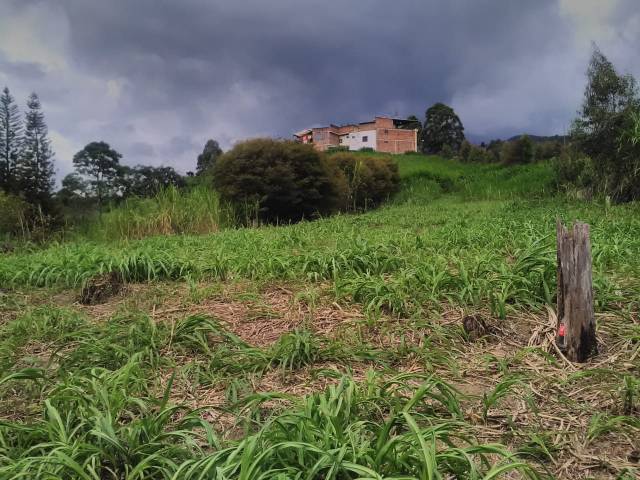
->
(293, 128, 312, 137)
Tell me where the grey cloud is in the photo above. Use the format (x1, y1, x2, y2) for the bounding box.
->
(128, 141, 155, 157)
(1, 0, 638, 179)
(0, 56, 46, 82)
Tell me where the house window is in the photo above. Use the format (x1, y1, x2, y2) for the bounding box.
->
(384, 129, 389, 134)
(339, 138, 343, 143)
(362, 136, 368, 142)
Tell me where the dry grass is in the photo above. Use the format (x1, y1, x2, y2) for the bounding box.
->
(3, 280, 638, 478)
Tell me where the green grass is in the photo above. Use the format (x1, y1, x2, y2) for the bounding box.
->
(2, 156, 638, 317)
(80, 186, 237, 241)
(0, 153, 639, 478)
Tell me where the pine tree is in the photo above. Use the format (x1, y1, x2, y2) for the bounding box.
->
(17, 93, 55, 208)
(0, 87, 22, 194)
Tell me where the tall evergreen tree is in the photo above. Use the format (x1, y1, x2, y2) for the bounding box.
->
(17, 93, 55, 208)
(0, 87, 22, 194)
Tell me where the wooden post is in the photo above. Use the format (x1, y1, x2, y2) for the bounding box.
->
(556, 220, 597, 362)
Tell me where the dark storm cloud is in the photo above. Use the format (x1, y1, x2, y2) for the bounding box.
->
(1, 0, 638, 179)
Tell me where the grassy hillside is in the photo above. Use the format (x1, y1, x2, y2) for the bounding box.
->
(0, 154, 638, 479)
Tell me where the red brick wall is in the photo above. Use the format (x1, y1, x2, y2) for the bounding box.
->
(311, 126, 340, 151)
(374, 117, 394, 129)
(308, 118, 417, 153)
(376, 127, 416, 153)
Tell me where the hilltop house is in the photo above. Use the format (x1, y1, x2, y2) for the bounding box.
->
(294, 116, 418, 154)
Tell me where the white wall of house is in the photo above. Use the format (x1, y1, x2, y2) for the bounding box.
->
(340, 129, 376, 151)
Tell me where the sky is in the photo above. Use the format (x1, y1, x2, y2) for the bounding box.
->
(0, 0, 639, 181)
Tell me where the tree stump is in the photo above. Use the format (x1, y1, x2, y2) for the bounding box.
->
(556, 220, 597, 362)
(78, 272, 123, 305)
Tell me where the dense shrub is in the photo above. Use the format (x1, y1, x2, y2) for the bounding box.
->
(458, 141, 472, 162)
(0, 192, 28, 236)
(501, 135, 535, 165)
(458, 140, 493, 163)
(439, 144, 455, 159)
(554, 147, 596, 198)
(327, 145, 349, 152)
(486, 140, 503, 162)
(536, 140, 563, 160)
(213, 139, 340, 223)
(328, 153, 400, 211)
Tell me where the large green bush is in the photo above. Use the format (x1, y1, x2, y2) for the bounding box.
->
(328, 153, 400, 211)
(213, 139, 340, 223)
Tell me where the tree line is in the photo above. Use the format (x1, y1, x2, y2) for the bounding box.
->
(409, 46, 639, 203)
(408, 102, 563, 165)
(0, 87, 219, 237)
(3, 45, 637, 241)
(0, 89, 55, 211)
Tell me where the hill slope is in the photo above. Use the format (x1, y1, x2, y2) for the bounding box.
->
(0, 154, 639, 479)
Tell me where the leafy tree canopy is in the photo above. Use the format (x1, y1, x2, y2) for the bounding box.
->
(72, 141, 122, 207)
(196, 139, 223, 175)
(120, 165, 185, 197)
(569, 46, 640, 201)
(421, 103, 465, 154)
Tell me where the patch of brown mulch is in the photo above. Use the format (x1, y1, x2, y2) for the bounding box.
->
(151, 284, 365, 348)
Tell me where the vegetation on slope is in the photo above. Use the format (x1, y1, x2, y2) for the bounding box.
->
(0, 154, 638, 479)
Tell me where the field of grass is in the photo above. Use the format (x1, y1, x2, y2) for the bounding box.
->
(0, 155, 638, 479)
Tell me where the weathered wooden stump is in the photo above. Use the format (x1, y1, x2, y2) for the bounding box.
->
(556, 220, 597, 362)
(78, 272, 123, 305)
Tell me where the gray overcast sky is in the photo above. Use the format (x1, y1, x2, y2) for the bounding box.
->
(1, 0, 639, 180)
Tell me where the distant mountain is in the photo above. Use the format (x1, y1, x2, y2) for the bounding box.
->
(507, 134, 568, 143)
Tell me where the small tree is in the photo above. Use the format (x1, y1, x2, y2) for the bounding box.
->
(405, 115, 423, 151)
(486, 139, 503, 163)
(458, 140, 472, 162)
(0, 191, 29, 236)
(196, 139, 223, 175)
(421, 103, 465, 154)
(16, 93, 55, 209)
(120, 165, 185, 197)
(0, 87, 22, 194)
(569, 47, 640, 201)
(73, 141, 122, 210)
(57, 173, 89, 203)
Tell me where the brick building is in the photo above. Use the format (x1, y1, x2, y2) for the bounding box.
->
(294, 116, 418, 154)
